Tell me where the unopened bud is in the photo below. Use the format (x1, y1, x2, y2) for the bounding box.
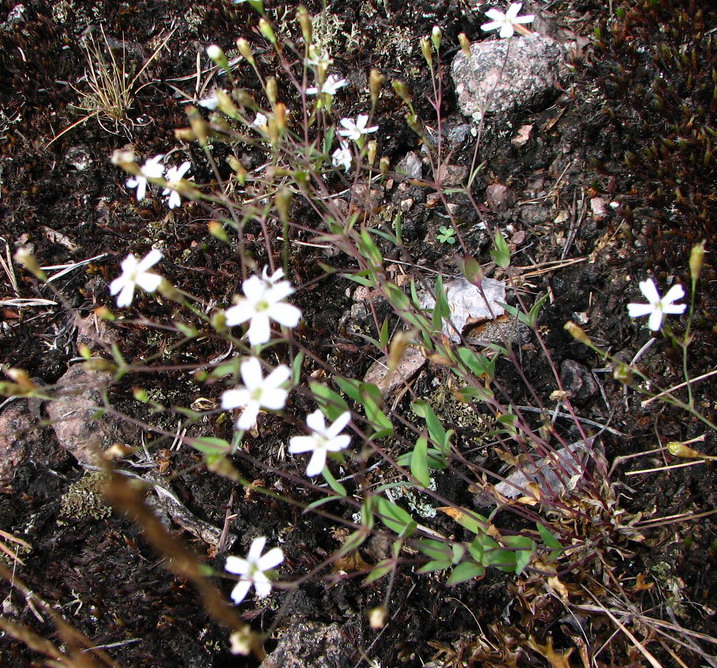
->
(296, 6, 312, 44)
(187, 105, 210, 145)
(367, 140, 377, 167)
(458, 33, 472, 57)
(206, 44, 229, 71)
(564, 321, 591, 346)
(368, 606, 388, 629)
(14, 247, 46, 281)
(227, 155, 248, 185)
(690, 240, 706, 285)
(369, 69, 385, 106)
(175, 127, 198, 142)
(431, 26, 442, 52)
(379, 156, 390, 175)
(212, 310, 227, 332)
(274, 102, 287, 132)
(236, 38, 255, 65)
(95, 306, 116, 321)
(82, 358, 117, 373)
(461, 255, 484, 284)
(111, 149, 140, 175)
(209, 220, 229, 242)
(234, 89, 257, 109)
(612, 362, 633, 385)
(158, 278, 181, 302)
(392, 80, 411, 105)
(216, 89, 238, 117)
(259, 18, 276, 45)
(420, 36, 432, 67)
(266, 77, 278, 106)
(275, 187, 292, 223)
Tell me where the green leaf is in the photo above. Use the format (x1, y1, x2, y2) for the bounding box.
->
(364, 558, 393, 584)
(447, 561, 485, 586)
(358, 228, 383, 267)
(491, 230, 511, 268)
(417, 559, 452, 574)
(333, 529, 368, 559)
(379, 317, 390, 350)
(412, 400, 452, 452)
(457, 347, 496, 381)
(526, 292, 549, 327)
(502, 536, 536, 574)
(432, 274, 451, 331)
(374, 497, 417, 537)
(342, 272, 377, 288)
(437, 506, 490, 535)
(410, 434, 431, 486)
(363, 393, 393, 438)
(305, 495, 345, 512)
(190, 437, 231, 455)
(415, 539, 453, 561)
(536, 523, 562, 551)
(309, 381, 349, 421)
(333, 377, 362, 404)
(321, 466, 347, 497)
(292, 352, 305, 386)
(384, 282, 410, 311)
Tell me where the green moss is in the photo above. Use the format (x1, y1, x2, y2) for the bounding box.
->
(60, 471, 112, 521)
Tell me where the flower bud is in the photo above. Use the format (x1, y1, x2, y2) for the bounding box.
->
(208, 220, 229, 242)
(175, 127, 198, 142)
(266, 77, 278, 106)
(690, 240, 706, 285)
(227, 155, 248, 184)
(431, 26, 442, 52)
(564, 321, 591, 346)
(368, 606, 388, 629)
(392, 80, 411, 105)
(274, 102, 287, 132)
(458, 33, 472, 58)
(236, 38, 255, 65)
(296, 6, 312, 44)
(461, 255, 484, 284)
(111, 149, 139, 175)
(206, 44, 229, 70)
(379, 156, 390, 176)
(612, 362, 633, 385)
(369, 68, 385, 106)
(275, 187, 292, 223)
(14, 247, 46, 281)
(216, 89, 238, 117)
(420, 36, 432, 67)
(259, 18, 277, 45)
(186, 105, 210, 145)
(367, 140, 377, 167)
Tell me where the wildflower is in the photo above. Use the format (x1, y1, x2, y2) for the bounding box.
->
(225, 536, 284, 604)
(224, 267, 301, 346)
(126, 155, 164, 201)
(481, 2, 534, 38)
(198, 93, 219, 110)
(109, 249, 163, 308)
(338, 114, 378, 142)
(306, 74, 348, 96)
(221, 357, 290, 430)
(253, 112, 268, 128)
(331, 141, 352, 172)
(627, 278, 686, 331)
(162, 161, 192, 209)
(289, 410, 351, 477)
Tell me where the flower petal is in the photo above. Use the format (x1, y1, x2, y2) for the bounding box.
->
(264, 364, 291, 389)
(247, 314, 271, 346)
(305, 409, 327, 434)
(325, 434, 351, 452)
(639, 278, 660, 304)
(253, 576, 272, 599)
(138, 248, 163, 271)
(258, 546, 284, 571)
(240, 357, 264, 389)
(306, 449, 327, 477)
(230, 579, 252, 604)
(117, 284, 135, 308)
(236, 403, 260, 430)
(259, 387, 288, 411)
(663, 284, 685, 304)
(327, 411, 351, 438)
(221, 388, 249, 410)
(627, 303, 653, 318)
(225, 301, 252, 326)
(225, 555, 249, 576)
(247, 536, 267, 562)
(136, 273, 162, 293)
(289, 435, 317, 453)
(648, 310, 664, 331)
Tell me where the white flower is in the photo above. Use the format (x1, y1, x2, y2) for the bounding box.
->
(126, 155, 165, 201)
(338, 114, 378, 142)
(289, 410, 351, 477)
(306, 74, 348, 96)
(224, 267, 301, 346)
(331, 141, 352, 172)
(221, 357, 290, 430)
(162, 161, 192, 209)
(627, 279, 686, 331)
(253, 112, 268, 128)
(198, 93, 219, 110)
(481, 2, 534, 38)
(109, 249, 163, 307)
(225, 536, 284, 604)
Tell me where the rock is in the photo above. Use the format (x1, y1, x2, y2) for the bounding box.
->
(396, 151, 422, 179)
(260, 621, 350, 668)
(47, 364, 132, 466)
(520, 205, 550, 224)
(0, 401, 38, 482)
(364, 346, 426, 398)
(451, 34, 566, 118)
(465, 314, 531, 347)
(436, 164, 468, 186)
(560, 359, 598, 405)
(486, 183, 514, 211)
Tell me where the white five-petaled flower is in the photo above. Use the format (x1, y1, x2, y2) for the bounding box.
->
(162, 161, 192, 209)
(225, 536, 284, 604)
(224, 267, 301, 347)
(306, 74, 348, 96)
(109, 249, 163, 308)
(221, 357, 290, 431)
(481, 2, 534, 38)
(338, 114, 378, 142)
(289, 410, 352, 477)
(627, 278, 686, 331)
(331, 141, 352, 172)
(126, 155, 165, 201)
(253, 112, 268, 128)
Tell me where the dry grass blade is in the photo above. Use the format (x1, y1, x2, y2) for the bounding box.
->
(0, 529, 31, 566)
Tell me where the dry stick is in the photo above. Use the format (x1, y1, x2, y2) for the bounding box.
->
(641, 366, 717, 406)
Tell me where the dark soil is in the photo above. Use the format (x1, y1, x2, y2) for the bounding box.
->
(1, 0, 716, 666)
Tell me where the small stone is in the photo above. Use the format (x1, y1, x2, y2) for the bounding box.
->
(399, 198, 414, 212)
(520, 205, 550, 224)
(560, 359, 598, 405)
(396, 151, 422, 179)
(590, 197, 609, 221)
(261, 621, 350, 668)
(486, 183, 514, 211)
(437, 164, 468, 186)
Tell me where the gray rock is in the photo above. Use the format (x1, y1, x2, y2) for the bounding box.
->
(451, 34, 566, 118)
(261, 621, 351, 668)
(560, 359, 598, 405)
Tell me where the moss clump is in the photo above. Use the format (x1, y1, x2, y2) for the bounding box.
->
(59, 471, 112, 521)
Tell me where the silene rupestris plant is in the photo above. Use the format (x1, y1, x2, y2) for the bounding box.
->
(6, 2, 697, 661)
